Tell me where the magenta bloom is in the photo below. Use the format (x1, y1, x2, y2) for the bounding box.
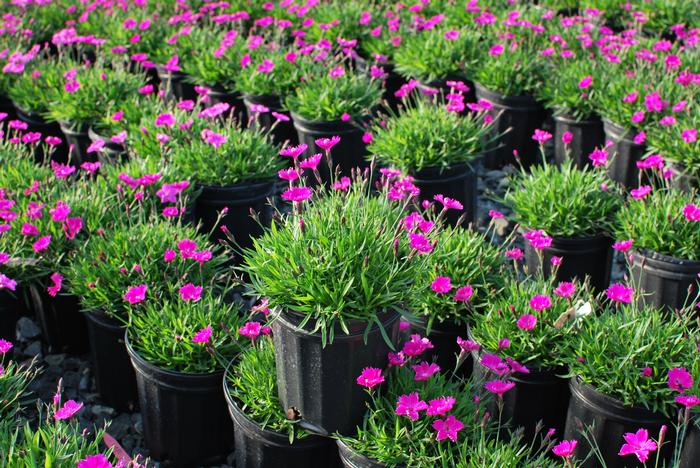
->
(332, 177, 351, 191)
(529, 294, 552, 311)
(238, 321, 261, 340)
(454, 285, 473, 302)
(676, 395, 700, 408)
(552, 440, 578, 458)
(77, 454, 112, 468)
(33, 235, 51, 253)
(0, 339, 13, 354)
(315, 136, 341, 151)
(201, 129, 228, 148)
(402, 334, 434, 357)
(54, 399, 83, 420)
(192, 325, 213, 344)
(489, 43, 504, 56)
(578, 75, 593, 89)
(668, 367, 693, 393)
(155, 113, 175, 127)
(554, 282, 576, 299)
(480, 353, 509, 376)
(282, 186, 313, 202)
(178, 283, 202, 302)
(278, 168, 299, 182)
(0, 274, 17, 291)
(517, 314, 537, 331)
(356, 367, 384, 389)
(388, 351, 406, 367)
(299, 153, 322, 170)
(505, 248, 524, 260)
(506, 357, 530, 374)
(426, 396, 456, 416)
(484, 379, 515, 396)
(457, 337, 480, 353)
(683, 204, 700, 221)
(619, 429, 657, 463)
(562, 131, 573, 145)
(434, 194, 463, 211)
(408, 233, 433, 254)
(123, 284, 147, 304)
(279, 144, 308, 159)
(413, 361, 440, 381)
(395, 392, 428, 421)
(630, 185, 652, 200)
(47, 272, 63, 297)
(532, 129, 552, 144)
(432, 415, 464, 442)
(606, 283, 634, 303)
(431, 276, 453, 294)
(613, 239, 634, 251)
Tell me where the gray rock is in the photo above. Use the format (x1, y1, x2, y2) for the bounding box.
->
(17, 317, 41, 340)
(109, 413, 132, 439)
(484, 169, 506, 180)
(91, 405, 116, 417)
(44, 353, 66, 367)
(23, 340, 42, 358)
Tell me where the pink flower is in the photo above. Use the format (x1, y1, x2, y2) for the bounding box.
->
(578, 75, 593, 89)
(562, 131, 573, 145)
(64, 80, 80, 93)
(681, 128, 697, 144)
(613, 239, 634, 251)
(0, 339, 13, 354)
(315, 136, 341, 151)
(668, 367, 693, 393)
(606, 283, 633, 303)
(86, 139, 105, 153)
(431, 276, 452, 294)
(21, 223, 39, 236)
(623, 92, 638, 103)
(123, 284, 147, 304)
(517, 314, 536, 331)
(551, 256, 562, 266)
(388, 351, 406, 366)
(413, 361, 440, 381)
(631, 111, 645, 124)
(178, 283, 202, 302)
(619, 429, 657, 463)
(47, 272, 63, 297)
(457, 337, 480, 353)
(402, 334, 433, 357)
(238, 321, 261, 340)
(489, 44, 504, 56)
(489, 210, 504, 219)
(641, 367, 653, 377)
(633, 131, 646, 145)
(554, 281, 576, 299)
(529, 294, 552, 311)
(0, 274, 17, 291)
(506, 357, 530, 374)
(588, 148, 608, 166)
(300, 153, 322, 170)
(81, 162, 100, 174)
(395, 392, 428, 421)
(454, 285, 473, 302)
(532, 129, 552, 144)
(630, 185, 652, 200)
(33, 235, 51, 253)
(282, 186, 312, 202)
(505, 248, 524, 260)
(481, 353, 509, 375)
(498, 338, 510, 350)
(54, 400, 83, 420)
(164, 249, 177, 262)
(356, 367, 384, 389)
(155, 113, 175, 127)
(552, 440, 577, 458)
(409, 233, 434, 254)
(432, 415, 464, 442)
(278, 168, 299, 182)
(484, 379, 515, 395)
(683, 204, 700, 221)
(201, 129, 228, 148)
(434, 194, 463, 211)
(279, 144, 307, 159)
(77, 454, 112, 468)
(427, 396, 456, 416)
(333, 177, 351, 191)
(192, 325, 212, 344)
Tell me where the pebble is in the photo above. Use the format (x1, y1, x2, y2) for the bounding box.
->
(17, 317, 41, 340)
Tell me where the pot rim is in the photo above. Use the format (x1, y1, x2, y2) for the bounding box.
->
(336, 438, 391, 467)
(552, 111, 602, 125)
(274, 308, 399, 337)
(520, 226, 612, 244)
(196, 178, 276, 192)
(633, 248, 700, 266)
(290, 111, 371, 128)
(473, 82, 541, 106)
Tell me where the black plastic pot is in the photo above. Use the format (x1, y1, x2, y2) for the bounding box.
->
(156, 66, 197, 102)
(603, 119, 645, 189)
(353, 56, 405, 111)
(412, 163, 477, 227)
(272, 310, 400, 436)
(680, 420, 700, 468)
(630, 249, 700, 312)
(410, 318, 471, 377)
(242, 94, 298, 146)
(224, 376, 340, 468)
(0, 290, 21, 356)
(292, 113, 369, 184)
(667, 164, 699, 194)
(14, 104, 68, 163)
(194, 180, 274, 258)
(553, 113, 605, 169)
(208, 85, 247, 123)
(58, 121, 93, 165)
(563, 377, 674, 468)
(337, 439, 388, 468)
(0, 93, 17, 121)
(87, 127, 127, 166)
(127, 336, 233, 467)
(474, 83, 546, 169)
(85, 310, 138, 412)
(28, 285, 88, 355)
(524, 233, 613, 292)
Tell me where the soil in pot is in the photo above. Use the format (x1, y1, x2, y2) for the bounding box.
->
(242, 94, 298, 147)
(603, 119, 646, 189)
(524, 233, 613, 293)
(127, 337, 234, 467)
(337, 439, 390, 468)
(58, 121, 94, 166)
(412, 163, 478, 227)
(28, 285, 88, 355)
(14, 104, 68, 163)
(272, 310, 400, 436)
(292, 113, 370, 185)
(474, 83, 547, 169)
(224, 376, 340, 468)
(630, 249, 700, 312)
(553, 113, 605, 169)
(563, 377, 674, 468)
(85, 310, 138, 412)
(156, 66, 197, 102)
(194, 180, 275, 261)
(88, 126, 127, 165)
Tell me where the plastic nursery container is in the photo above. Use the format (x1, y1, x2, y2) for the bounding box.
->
(242, 94, 298, 147)
(194, 180, 275, 259)
(337, 439, 391, 468)
(563, 377, 674, 468)
(156, 66, 197, 103)
(630, 249, 700, 312)
(14, 104, 68, 164)
(412, 163, 478, 227)
(474, 83, 547, 169)
(208, 85, 247, 123)
(524, 233, 614, 292)
(667, 164, 699, 194)
(272, 310, 400, 436)
(0, 290, 23, 359)
(603, 119, 646, 189)
(58, 121, 93, 166)
(0, 93, 17, 122)
(28, 285, 88, 355)
(126, 336, 234, 467)
(85, 310, 138, 412)
(88, 127, 127, 166)
(553, 113, 605, 169)
(291, 113, 370, 185)
(224, 374, 340, 468)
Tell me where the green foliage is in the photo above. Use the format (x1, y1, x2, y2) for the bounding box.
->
(455, 434, 559, 468)
(236, 43, 301, 98)
(646, 107, 700, 178)
(0, 358, 39, 420)
(181, 26, 244, 90)
(303, 0, 370, 44)
(616, 189, 700, 260)
(9, 57, 63, 116)
(505, 161, 622, 237)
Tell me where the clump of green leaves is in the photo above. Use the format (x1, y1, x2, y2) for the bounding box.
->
(8, 56, 63, 116)
(181, 26, 244, 91)
(505, 161, 622, 237)
(236, 43, 300, 98)
(455, 433, 560, 468)
(616, 189, 700, 260)
(0, 358, 39, 420)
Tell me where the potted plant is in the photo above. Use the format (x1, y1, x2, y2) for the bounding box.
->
(367, 99, 494, 225)
(615, 188, 700, 311)
(225, 334, 340, 468)
(472, 6, 548, 168)
(285, 61, 382, 183)
(505, 158, 621, 291)
(408, 225, 505, 372)
(242, 174, 423, 435)
(126, 291, 241, 466)
(562, 298, 699, 468)
(470, 274, 587, 442)
(647, 109, 699, 192)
